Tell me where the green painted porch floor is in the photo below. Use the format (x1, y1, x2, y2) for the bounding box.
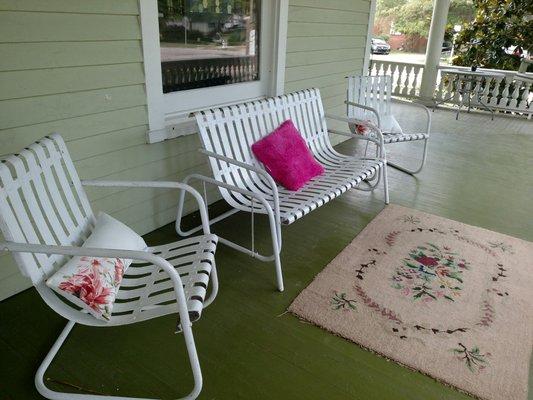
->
(1, 116, 532, 399)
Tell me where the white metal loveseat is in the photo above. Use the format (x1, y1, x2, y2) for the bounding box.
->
(176, 88, 388, 292)
(0, 134, 218, 400)
(347, 75, 431, 175)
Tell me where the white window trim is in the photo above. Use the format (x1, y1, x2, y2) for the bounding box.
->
(139, 0, 289, 143)
(363, 0, 377, 74)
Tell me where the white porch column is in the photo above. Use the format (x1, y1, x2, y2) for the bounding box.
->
(419, 0, 451, 104)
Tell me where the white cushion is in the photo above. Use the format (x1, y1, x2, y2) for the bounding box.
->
(46, 212, 148, 321)
(380, 114, 403, 134)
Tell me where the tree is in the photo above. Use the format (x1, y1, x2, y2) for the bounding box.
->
(453, 0, 533, 70)
(376, 0, 474, 38)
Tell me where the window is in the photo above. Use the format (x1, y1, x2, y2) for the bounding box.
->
(140, 0, 288, 141)
(159, 0, 261, 93)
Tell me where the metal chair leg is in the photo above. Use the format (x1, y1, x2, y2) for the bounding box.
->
(386, 139, 428, 175)
(35, 320, 203, 400)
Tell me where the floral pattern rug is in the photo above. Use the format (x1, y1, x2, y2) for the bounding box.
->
(289, 205, 533, 400)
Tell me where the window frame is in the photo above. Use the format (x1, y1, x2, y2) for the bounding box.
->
(140, 0, 288, 142)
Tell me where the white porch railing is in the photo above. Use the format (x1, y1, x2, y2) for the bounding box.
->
(370, 60, 424, 97)
(434, 66, 533, 116)
(369, 60, 533, 117)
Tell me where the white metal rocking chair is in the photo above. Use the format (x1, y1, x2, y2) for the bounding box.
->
(176, 88, 388, 293)
(347, 75, 432, 175)
(0, 134, 219, 400)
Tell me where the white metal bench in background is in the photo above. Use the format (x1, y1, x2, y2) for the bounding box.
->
(0, 134, 218, 400)
(176, 88, 389, 292)
(347, 75, 431, 175)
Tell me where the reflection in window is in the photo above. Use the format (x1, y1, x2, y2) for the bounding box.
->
(158, 0, 260, 93)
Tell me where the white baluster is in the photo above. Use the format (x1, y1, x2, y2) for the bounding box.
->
(470, 77, 483, 105)
(411, 65, 420, 97)
(489, 77, 503, 106)
(436, 70, 445, 101)
(401, 65, 411, 96)
(452, 74, 461, 104)
(517, 80, 532, 112)
(479, 76, 491, 104)
(508, 77, 521, 109)
(394, 65, 403, 95)
(498, 77, 511, 108)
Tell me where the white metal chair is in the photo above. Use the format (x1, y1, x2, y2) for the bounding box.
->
(0, 134, 219, 400)
(176, 88, 388, 292)
(346, 75, 431, 175)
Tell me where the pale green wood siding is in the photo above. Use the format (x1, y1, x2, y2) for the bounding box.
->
(286, 0, 371, 141)
(0, 0, 371, 299)
(0, 0, 210, 299)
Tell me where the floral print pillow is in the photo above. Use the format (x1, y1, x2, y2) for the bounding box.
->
(47, 213, 147, 321)
(50, 256, 126, 320)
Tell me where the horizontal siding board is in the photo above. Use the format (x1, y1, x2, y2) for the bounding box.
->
(288, 22, 367, 37)
(287, 36, 365, 52)
(0, 106, 147, 156)
(286, 49, 363, 67)
(0, 12, 141, 42)
(288, 6, 369, 24)
(0, 63, 145, 100)
(0, 0, 139, 14)
(288, 0, 370, 11)
(286, 60, 364, 83)
(84, 150, 205, 202)
(0, 41, 143, 72)
(0, 85, 146, 130)
(285, 62, 364, 90)
(90, 166, 215, 216)
(68, 125, 148, 162)
(73, 136, 206, 181)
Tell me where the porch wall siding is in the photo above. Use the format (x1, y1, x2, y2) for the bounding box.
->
(0, 1, 209, 299)
(0, 0, 371, 299)
(285, 0, 371, 143)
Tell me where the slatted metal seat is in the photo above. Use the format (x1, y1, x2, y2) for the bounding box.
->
(347, 75, 432, 174)
(176, 88, 388, 292)
(0, 134, 218, 400)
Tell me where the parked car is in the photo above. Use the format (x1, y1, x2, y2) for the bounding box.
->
(371, 38, 390, 55)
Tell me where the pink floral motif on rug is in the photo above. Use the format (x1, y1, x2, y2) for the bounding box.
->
(289, 204, 533, 400)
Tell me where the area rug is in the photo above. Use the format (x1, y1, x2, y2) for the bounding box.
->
(289, 204, 533, 400)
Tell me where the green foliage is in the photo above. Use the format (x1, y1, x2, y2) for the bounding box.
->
(377, 0, 474, 37)
(376, 34, 390, 42)
(453, 0, 533, 70)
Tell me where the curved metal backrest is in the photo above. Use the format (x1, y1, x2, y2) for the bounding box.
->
(195, 88, 334, 202)
(0, 134, 94, 285)
(347, 75, 393, 120)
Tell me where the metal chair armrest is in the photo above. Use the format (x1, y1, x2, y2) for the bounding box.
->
(328, 129, 380, 145)
(391, 98, 432, 135)
(344, 100, 382, 128)
(199, 148, 280, 211)
(81, 180, 212, 235)
(0, 242, 193, 327)
(326, 114, 385, 157)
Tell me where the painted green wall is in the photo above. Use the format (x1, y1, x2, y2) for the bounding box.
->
(0, 0, 371, 299)
(285, 0, 371, 141)
(0, 0, 211, 299)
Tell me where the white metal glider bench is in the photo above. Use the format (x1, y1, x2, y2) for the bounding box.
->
(347, 75, 432, 175)
(176, 88, 388, 292)
(0, 134, 218, 400)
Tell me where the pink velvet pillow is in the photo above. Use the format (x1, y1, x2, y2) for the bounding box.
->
(251, 120, 324, 191)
